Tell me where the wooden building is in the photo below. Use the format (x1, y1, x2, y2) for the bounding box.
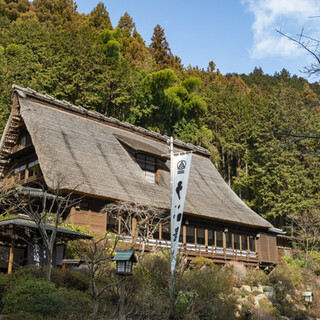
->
(0, 214, 92, 273)
(0, 85, 284, 267)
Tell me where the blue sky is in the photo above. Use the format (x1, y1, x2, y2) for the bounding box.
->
(75, 0, 320, 80)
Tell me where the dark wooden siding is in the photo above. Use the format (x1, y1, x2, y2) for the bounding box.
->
(258, 233, 278, 264)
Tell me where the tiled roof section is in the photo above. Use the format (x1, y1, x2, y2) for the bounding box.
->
(112, 250, 137, 262)
(12, 84, 210, 156)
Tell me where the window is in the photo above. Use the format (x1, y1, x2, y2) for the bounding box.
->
(14, 164, 26, 180)
(186, 226, 195, 243)
(234, 233, 240, 250)
(136, 153, 156, 183)
(196, 228, 205, 245)
(208, 230, 215, 246)
(19, 132, 31, 147)
(216, 231, 223, 247)
(125, 261, 132, 273)
(241, 235, 248, 250)
(249, 235, 256, 251)
(28, 160, 40, 177)
(117, 261, 125, 273)
(226, 232, 233, 248)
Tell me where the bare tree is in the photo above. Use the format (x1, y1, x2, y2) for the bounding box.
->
(289, 208, 320, 263)
(71, 233, 120, 320)
(276, 28, 320, 77)
(102, 201, 169, 261)
(0, 181, 81, 281)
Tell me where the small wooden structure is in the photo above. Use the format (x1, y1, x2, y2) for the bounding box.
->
(112, 250, 137, 275)
(0, 215, 92, 273)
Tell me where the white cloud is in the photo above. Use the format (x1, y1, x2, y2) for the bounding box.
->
(242, 0, 320, 59)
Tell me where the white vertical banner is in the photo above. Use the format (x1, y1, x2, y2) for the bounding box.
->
(170, 152, 192, 275)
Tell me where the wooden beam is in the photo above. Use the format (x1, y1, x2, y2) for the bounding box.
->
(7, 237, 15, 274)
(61, 244, 67, 271)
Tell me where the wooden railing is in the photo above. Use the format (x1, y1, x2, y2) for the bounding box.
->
(119, 236, 259, 266)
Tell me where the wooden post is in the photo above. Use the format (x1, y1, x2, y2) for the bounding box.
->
(119, 277, 126, 320)
(7, 237, 15, 274)
(118, 216, 122, 234)
(61, 244, 67, 271)
(205, 229, 208, 247)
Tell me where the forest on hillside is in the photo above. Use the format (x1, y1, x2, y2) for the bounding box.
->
(1, 0, 320, 236)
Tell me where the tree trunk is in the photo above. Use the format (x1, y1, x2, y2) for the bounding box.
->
(46, 248, 53, 281)
(92, 298, 99, 320)
(227, 153, 231, 186)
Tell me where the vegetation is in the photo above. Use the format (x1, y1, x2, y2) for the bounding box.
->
(0, 253, 319, 319)
(1, 2, 320, 318)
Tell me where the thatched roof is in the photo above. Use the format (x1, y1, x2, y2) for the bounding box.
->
(0, 85, 272, 229)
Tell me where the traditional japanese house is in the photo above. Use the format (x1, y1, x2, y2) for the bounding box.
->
(0, 85, 283, 267)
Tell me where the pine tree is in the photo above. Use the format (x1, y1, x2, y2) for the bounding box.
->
(117, 11, 135, 37)
(149, 24, 173, 69)
(89, 2, 112, 31)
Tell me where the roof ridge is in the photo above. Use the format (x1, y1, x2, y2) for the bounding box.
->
(12, 84, 211, 156)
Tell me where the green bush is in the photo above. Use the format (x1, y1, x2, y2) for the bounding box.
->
(57, 288, 93, 320)
(52, 268, 90, 291)
(187, 265, 237, 319)
(4, 311, 46, 320)
(12, 265, 45, 280)
(172, 290, 198, 320)
(3, 278, 56, 314)
(245, 267, 268, 287)
(269, 257, 303, 289)
(308, 250, 320, 275)
(0, 272, 13, 300)
(23, 293, 67, 317)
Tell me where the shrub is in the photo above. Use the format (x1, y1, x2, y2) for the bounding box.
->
(3, 278, 56, 314)
(23, 293, 67, 317)
(124, 254, 170, 320)
(245, 268, 268, 287)
(308, 250, 320, 275)
(12, 266, 45, 280)
(4, 311, 45, 320)
(189, 256, 215, 269)
(52, 268, 90, 291)
(0, 272, 13, 300)
(57, 288, 93, 320)
(269, 258, 303, 289)
(187, 265, 237, 319)
(172, 290, 198, 320)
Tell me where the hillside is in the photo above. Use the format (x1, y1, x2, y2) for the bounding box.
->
(1, 0, 320, 235)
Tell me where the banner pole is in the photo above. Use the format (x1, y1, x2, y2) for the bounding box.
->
(170, 136, 174, 277)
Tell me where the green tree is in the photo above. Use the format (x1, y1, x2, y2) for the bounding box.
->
(88, 2, 112, 31)
(0, 0, 30, 22)
(117, 11, 135, 37)
(33, 0, 78, 28)
(149, 24, 173, 69)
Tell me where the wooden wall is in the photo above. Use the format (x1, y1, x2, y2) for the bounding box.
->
(67, 207, 106, 235)
(258, 233, 278, 264)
